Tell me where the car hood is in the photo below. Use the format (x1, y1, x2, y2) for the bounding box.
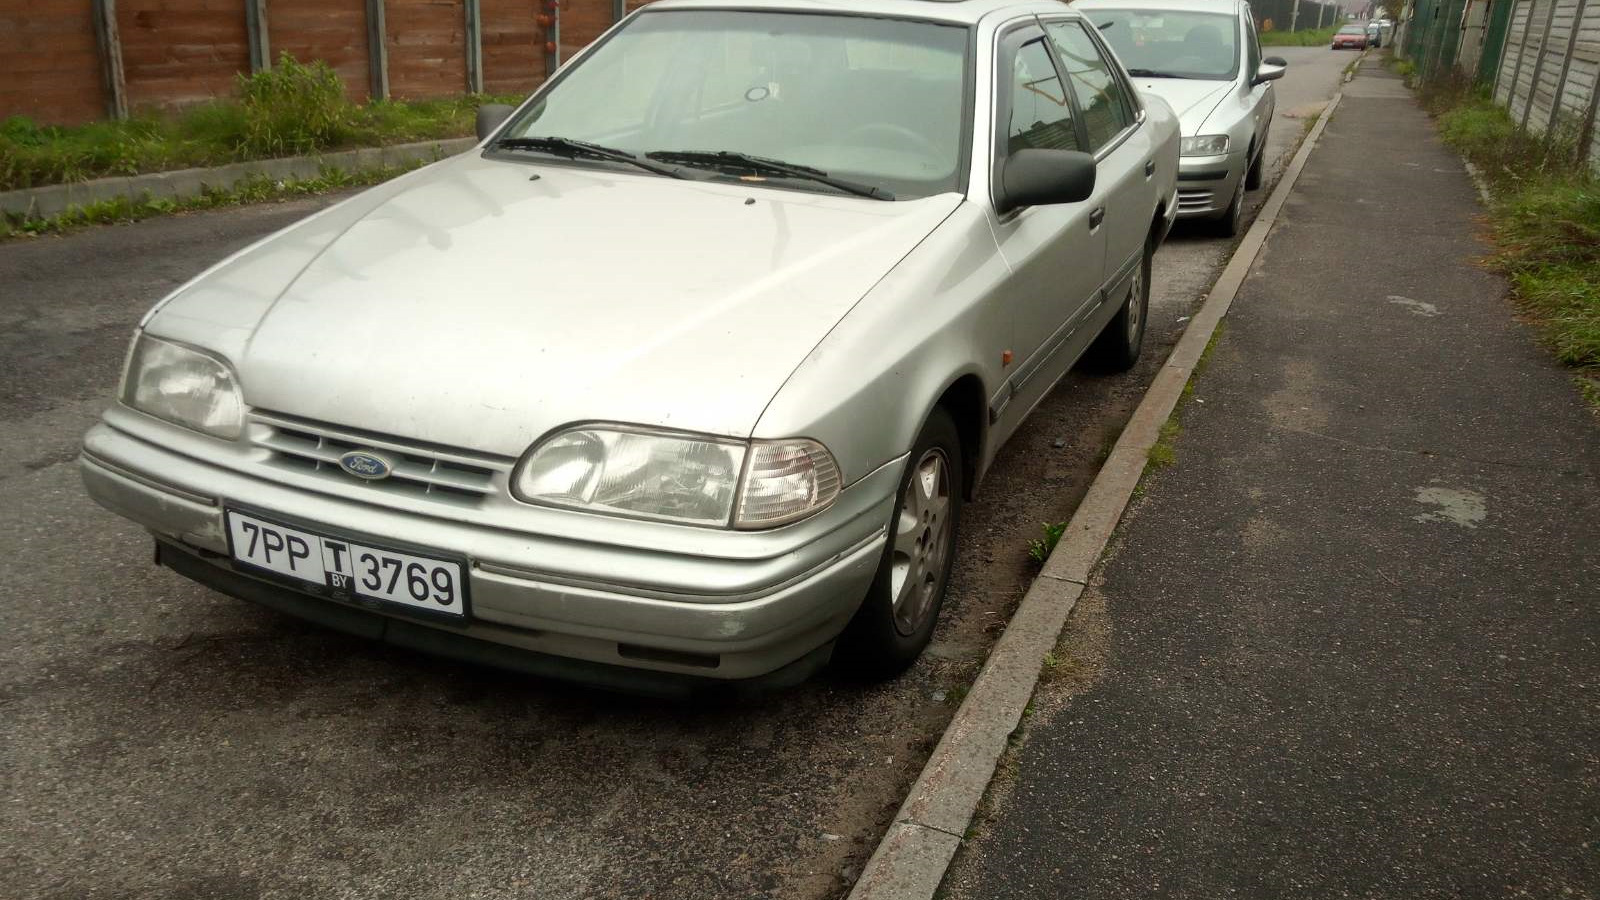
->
(1134, 79, 1234, 135)
(147, 154, 962, 457)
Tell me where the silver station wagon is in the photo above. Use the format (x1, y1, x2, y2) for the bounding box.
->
(82, 0, 1179, 692)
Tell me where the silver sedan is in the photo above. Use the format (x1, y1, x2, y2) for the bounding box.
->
(82, 0, 1179, 692)
(1076, 0, 1286, 235)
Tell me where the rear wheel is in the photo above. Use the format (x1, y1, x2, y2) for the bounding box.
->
(1085, 230, 1154, 372)
(834, 407, 963, 679)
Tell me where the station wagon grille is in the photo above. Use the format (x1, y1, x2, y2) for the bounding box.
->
(1177, 189, 1214, 213)
(251, 412, 508, 503)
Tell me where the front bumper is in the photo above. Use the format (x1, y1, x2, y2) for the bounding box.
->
(1174, 151, 1247, 219)
(81, 419, 897, 686)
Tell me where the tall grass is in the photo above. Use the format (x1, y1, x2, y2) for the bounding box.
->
(0, 54, 520, 191)
(1430, 86, 1600, 383)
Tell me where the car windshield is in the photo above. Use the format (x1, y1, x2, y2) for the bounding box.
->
(1339, 25, 1366, 33)
(1090, 9, 1240, 81)
(494, 10, 970, 199)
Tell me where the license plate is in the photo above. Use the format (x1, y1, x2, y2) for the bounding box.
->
(224, 509, 467, 618)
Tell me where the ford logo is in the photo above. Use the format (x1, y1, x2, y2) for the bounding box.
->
(338, 450, 395, 481)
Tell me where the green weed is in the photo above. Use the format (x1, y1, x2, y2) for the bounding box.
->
(1028, 521, 1069, 564)
(1146, 416, 1181, 468)
(234, 54, 353, 156)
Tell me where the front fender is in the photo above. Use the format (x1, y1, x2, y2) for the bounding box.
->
(751, 202, 1009, 491)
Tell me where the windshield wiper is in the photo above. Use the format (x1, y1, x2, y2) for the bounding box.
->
(1126, 68, 1197, 79)
(644, 150, 894, 200)
(491, 136, 693, 179)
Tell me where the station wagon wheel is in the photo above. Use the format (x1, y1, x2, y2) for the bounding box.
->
(890, 447, 954, 636)
(835, 406, 963, 679)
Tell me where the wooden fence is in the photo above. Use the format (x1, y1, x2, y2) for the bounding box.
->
(1491, 0, 1600, 170)
(1, 0, 650, 125)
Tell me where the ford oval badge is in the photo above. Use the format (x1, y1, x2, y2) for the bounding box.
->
(339, 450, 394, 481)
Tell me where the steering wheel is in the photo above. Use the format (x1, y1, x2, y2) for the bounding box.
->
(842, 122, 940, 157)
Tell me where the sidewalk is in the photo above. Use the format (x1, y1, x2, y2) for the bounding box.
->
(941, 64, 1600, 899)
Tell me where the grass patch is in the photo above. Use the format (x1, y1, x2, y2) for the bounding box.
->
(0, 158, 434, 240)
(1260, 26, 1341, 46)
(1420, 83, 1600, 402)
(0, 53, 519, 191)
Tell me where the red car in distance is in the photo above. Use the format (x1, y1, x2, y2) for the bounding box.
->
(1332, 23, 1371, 49)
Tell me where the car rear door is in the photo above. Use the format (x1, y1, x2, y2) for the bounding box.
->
(1042, 17, 1152, 318)
(987, 21, 1104, 429)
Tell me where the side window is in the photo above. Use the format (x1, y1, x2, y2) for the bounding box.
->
(1004, 36, 1083, 154)
(1045, 22, 1135, 151)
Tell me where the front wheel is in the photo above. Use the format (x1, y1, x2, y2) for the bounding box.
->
(834, 407, 963, 679)
(1213, 171, 1247, 237)
(1085, 230, 1154, 372)
(1244, 142, 1265, 191)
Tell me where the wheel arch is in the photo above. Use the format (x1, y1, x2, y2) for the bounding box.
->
(933, 373, 988, 501)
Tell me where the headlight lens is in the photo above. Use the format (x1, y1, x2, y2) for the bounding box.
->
(1180, 134, 1231, 156)
(122, 334, 244, 440)
(515, 428, 747, 526)
(514, 427, 841, 528)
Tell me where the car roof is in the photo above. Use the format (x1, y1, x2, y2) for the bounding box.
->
(1072, 0, 1247, 13)
(644, 0, 1086, 26)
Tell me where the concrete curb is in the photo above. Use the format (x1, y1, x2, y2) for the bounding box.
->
(845, 92, 1347, 900)
(0, 137, 478, 220)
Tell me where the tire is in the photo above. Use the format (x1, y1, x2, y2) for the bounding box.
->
(1085, 230, 1153, 372)
(1213, 170, 1246, 237)
(834, 407, 963, 680)
(1244, 142, 1264, 191)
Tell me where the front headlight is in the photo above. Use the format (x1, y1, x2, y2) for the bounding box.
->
(121, 334, 244, 440)
(513, 427, 841, 529)
(1180, 134, 1231, 156)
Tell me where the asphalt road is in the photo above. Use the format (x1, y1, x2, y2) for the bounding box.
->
(0, 46, 1346, 900)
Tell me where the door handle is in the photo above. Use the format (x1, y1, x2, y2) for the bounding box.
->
(1089, 206, 1105, 229)
(1144, 159, 1156, 177)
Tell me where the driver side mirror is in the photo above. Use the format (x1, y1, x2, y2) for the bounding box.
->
(997, 149, 1097, 215)
(1254, 57, 1288, 85)
(476, 103, 516, 141)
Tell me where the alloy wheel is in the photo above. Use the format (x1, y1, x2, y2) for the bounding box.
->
(1127, 256, 1145, 344)
(890, 448, 954, 636)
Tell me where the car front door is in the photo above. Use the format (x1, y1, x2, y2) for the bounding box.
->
(1243, 12, 1274, 157)
(987, 22, 1104, 430)
(1043, 17, 1152, 317)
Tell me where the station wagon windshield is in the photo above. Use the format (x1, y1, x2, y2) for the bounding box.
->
(1091, 9, 1240, 81)
(494, 10, 970, 199)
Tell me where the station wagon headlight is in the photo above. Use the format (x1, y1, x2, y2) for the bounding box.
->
(121, 334, 244, 440)
(514, 427, 840, 529)
(1180, 134, 1231, 156)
